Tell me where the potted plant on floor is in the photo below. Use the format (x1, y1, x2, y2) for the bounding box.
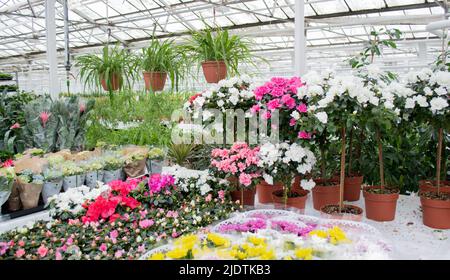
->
(358, 65, 401, 222)
(76, 45, 137, 94)
(182, 25, 254, 83)
(140, 36, 186, 92)
(403, 68, 450, 229)
(83, 159, 104, 189)
(42, 167, 63, 204)
(102, 153, 125, 183)
(61, 161, 85, 191)
(210, 142, 260, 207)
(257, 142, 316, 211)
(147, 147, 165, 174)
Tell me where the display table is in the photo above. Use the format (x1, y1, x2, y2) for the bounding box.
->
(1, 193, 448, 260)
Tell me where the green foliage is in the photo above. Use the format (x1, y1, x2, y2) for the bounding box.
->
(167, 142, 197, 167)
(140, 37, 188, 91)
(75, 45, 138, 92)
(0, 73, 13, 80)
(85, 90, 190, 148)
(182, 25, 255, 76)
(0, 84, 18, 92)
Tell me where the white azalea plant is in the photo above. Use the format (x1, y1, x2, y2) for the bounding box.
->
(258, 142, 316, 205)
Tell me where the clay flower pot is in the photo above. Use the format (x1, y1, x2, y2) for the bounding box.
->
(320, 204, 363, 221)
(143, 72, 167, 91)
(363, 186, 399, 222)
(271, 189, 310, 213)
(418, 180, 450, 194)
(312, 179, 340, 211)
(291, 175, 302, 192)
(420, 193, 450, 229)
(256, 181, 283, 204)
(230, 188, 256, 206)
(100, 73, 122, 91)
(201, 60, 227, 83)
(344, 175, 364, 201)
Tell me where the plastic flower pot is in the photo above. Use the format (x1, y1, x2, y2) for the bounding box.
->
(85, 171, 102, 189)
(143, 72, 167, 91)
(201, 60, 227, 83)
(319, 204, 363, 222)
(17, 180, 43, 210)
(418, 180, 450, 194)
(420, 193, 450, 229)
(42, 179, 63, 204)
(100, 73, 122, 91)
(363, 186, 399, 222)
(344, 175, 364, 201)
(63, 174, 85, 191)
(147, 159, 163, 175)
(271, 189, 310, 213)
(230, 188, 256, 206)
(312, 179, 340, 211)
(103, 169, 122, 183)
(256, 181, 283, 204)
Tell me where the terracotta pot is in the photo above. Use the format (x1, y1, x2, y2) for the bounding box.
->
(100, 73, 122, 91)
(363, 186, 399, 222)
(292, 175, 302, 192)
(320, 204, 363, 221)
(418, 180, 450, 194)
(312, 181, 340, 211)
(271, 189, 309, 212)
(201, 60, 227, 83)
(230, 188, 256, 206)
(143, 72, 167, 91)
(344, 175, 363, 201)
(420, 195, 450, 229)
(256, 181, 283, 204)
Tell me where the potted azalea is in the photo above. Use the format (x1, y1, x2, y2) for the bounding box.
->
(102, 153, 125, 183)
(210, 142, 260, 207)
(16, 169, 44, 209)
(147, 147, 165, 174)
(358, 65, 401, 222)
(0, 161, 15, 209)
(403, 69, 449, 229)
(76, 45, 137, 93)
(140, 36, 186, 92)
(83, 159, 105, 189)
(182, 25, 253, 83)
(61, 161, 85, 191)
(42, 167, 63, 204)
(311, 75, 371, 220)
(257, 142, 316, 211)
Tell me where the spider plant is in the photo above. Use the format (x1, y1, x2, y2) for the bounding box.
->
(182, 25, 255, 76)
(140, 37, 187, 91)
(75, 45, 138, 93)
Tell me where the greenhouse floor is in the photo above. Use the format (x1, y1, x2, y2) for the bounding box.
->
(1, 192, 448, 260)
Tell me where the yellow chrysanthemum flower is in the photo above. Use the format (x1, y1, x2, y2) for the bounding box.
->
(148, 252, 165, 260)
(295, 247, 313, 260)
(260, 248, 275, 260)
(207, 233, 230, 247)
(328, 226, 348, 245)
(309, 229, 328, 239)
(174, 234, 198, 250)
(166, 247, 189, 259)
(247, 236, 266, 246)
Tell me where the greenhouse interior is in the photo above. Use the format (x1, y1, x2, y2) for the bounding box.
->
(0, 0, 449, 262)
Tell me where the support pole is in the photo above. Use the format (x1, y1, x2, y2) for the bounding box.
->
(63, 0, 71, 95)
(294, 0, 307, 76)
(45, 0, 59, 98)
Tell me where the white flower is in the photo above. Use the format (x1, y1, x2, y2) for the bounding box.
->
(229, 94, 239, 105)
(405, 98, 415, 109)
(414, 95, 428, 107)
(199, 183, 212, 195)
(194, 96, 205, 108)
(435, 86, 448, 96)
(430, 97, 448, 113)
(424, 87, 433, 96)
(300, 179, 316, 190)
(315, 111, 328, 124)
(262, 173, 274, 185)
(290, 111, 300, 120)
(202, 110, 214, 121)
(430, 71, 450, 88)
(217, 100, 225, 108)
(202, 90, 213, 99)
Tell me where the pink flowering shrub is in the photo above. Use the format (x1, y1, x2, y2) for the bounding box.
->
(210, 142, 261, 189)
(218, 218, 267, 233)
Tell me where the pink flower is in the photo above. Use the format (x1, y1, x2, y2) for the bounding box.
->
(205, 194, 212, 202)
(254, 86, 270, 100)
(114, 250, 124, 258)
(263, 111, 271, 120)
(18, 240, 25, 247)
(137, 245, 146, 252)
(55, 251, 63, 260)
(37, 245, 48, 258)
(250, 104, 261, 114)
(267, 99, 281, 111)
(99, 243, 107, 252)
(39, 111, 51, 128)
(270, 86, 284, 97)
(15, 249, 25, 258)
(66, 237, 73, 246)
(297, 103, 307, 113)
(172, 231, 179, 238)
(79, 103, 86, 113)
(218, 190, 225, 200)
(289, 118, 297, 127)
(239, 173, 252, 187)
(110, 230, 119, 240)
(2, 159, 14, 168)
(281, 94, 296, 109)
(139, 219, 154, 229)
(298, 131, 312, 139)
(10, 123, 20, 129)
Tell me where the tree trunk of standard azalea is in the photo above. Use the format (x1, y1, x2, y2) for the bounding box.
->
(348, 127, 354, 175)
(339, 127, 346, 212)
(436, 128, 443, 195)
(376, 129, 385, 188)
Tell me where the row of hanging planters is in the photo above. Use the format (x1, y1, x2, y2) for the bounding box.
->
(0, 145, 165, 213)
(75, 25, 255, 94)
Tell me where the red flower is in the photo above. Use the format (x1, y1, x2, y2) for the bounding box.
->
(39, 111, 51, 128)
(10, 123, 20, 129)
(189, 93, 202, 104)
(2, 159, 14, 168)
